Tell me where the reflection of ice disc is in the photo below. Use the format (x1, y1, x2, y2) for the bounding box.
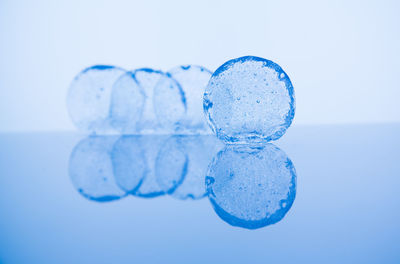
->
(155, 136, 222, 200)
(111, 136, 146, 193)
(110, 72, 145, 134)
(69, 136, 126, 202)
(67, 65, 126, 134)
(206, 144, 296, 229)
(166, 65, 212, 134)
(131, 136, 168, 198)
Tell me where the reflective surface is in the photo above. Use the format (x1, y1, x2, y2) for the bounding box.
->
(1, 124, 399, 263)
(206, 144, 296, 229)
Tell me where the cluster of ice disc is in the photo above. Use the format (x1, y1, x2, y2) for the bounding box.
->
(67, 65, 213, 135)
(67, 56, 297, 229)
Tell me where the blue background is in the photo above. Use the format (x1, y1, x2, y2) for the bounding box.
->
(0, 0, 400, 131)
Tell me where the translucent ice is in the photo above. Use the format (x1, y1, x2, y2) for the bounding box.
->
(203, 56, 295, 143)
(206, 144, 296, 229)
(153, 71, 187, 133)
(69, 136, 127, 202)
(155, 135, 223, 200)
(133, 68, 164, 133)
(162, 65, 212, 134)
(67, 65, 126, 134)
(109, 72, 145, 134)
(135, 68, 186, 134)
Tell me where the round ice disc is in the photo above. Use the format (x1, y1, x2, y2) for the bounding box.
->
(206, 144, 296, 229)
(109, 71, 145, 134)
(133, 68, 164, 133)
(153, 72, 187, 133)
(67, 65, 126, 134)
(203, 56, 295, 143)
(131, 68, 186, 134)
(167, 65, 212, 134)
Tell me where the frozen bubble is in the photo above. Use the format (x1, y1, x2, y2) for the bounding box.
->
(111, 136, 146, 193)
(165, 65, 212, 134)
(155, 135, 223, 200)
(204, 56, 295, 143)
(206, 144, 296, 229)
(153, 72, 187, 133)
(67, 65, 126, 134)
(69, 136, 127, 202)
(109, 72, 145, 134)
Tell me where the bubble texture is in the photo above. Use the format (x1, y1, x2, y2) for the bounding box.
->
(166, 65, 212, 134)
(204, 56, 295, 143)
(206, 144, 296, 229)
(67, 65, 126, 134)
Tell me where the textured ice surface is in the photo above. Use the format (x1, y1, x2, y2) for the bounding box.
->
(67, 65, 126, 134)
(111, 136, 146, 193)
(206, 144, 296, 229)
(109, 72, 145, 134)
(204, 56, 295, 143)
(69, 136, 127, 202)
(134, 68, 185, 134)
(164, 65, 212, 134)
(155, 135, 223, 200)
(153, 72, 187, 133)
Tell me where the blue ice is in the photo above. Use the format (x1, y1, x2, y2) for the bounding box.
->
(67, 65, 126, 134)
(135, 68, 186, 134)
(162, 65, 213, 134)
(204, 56, 295, 143)
(109, 71, 145, 134)
(152, 70, 187, 133)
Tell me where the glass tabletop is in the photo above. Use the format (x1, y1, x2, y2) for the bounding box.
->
(0, 124, 399, 264)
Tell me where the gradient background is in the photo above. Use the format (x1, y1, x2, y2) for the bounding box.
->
(1, 2, 400, 263)
(1, 0, 399, 132)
